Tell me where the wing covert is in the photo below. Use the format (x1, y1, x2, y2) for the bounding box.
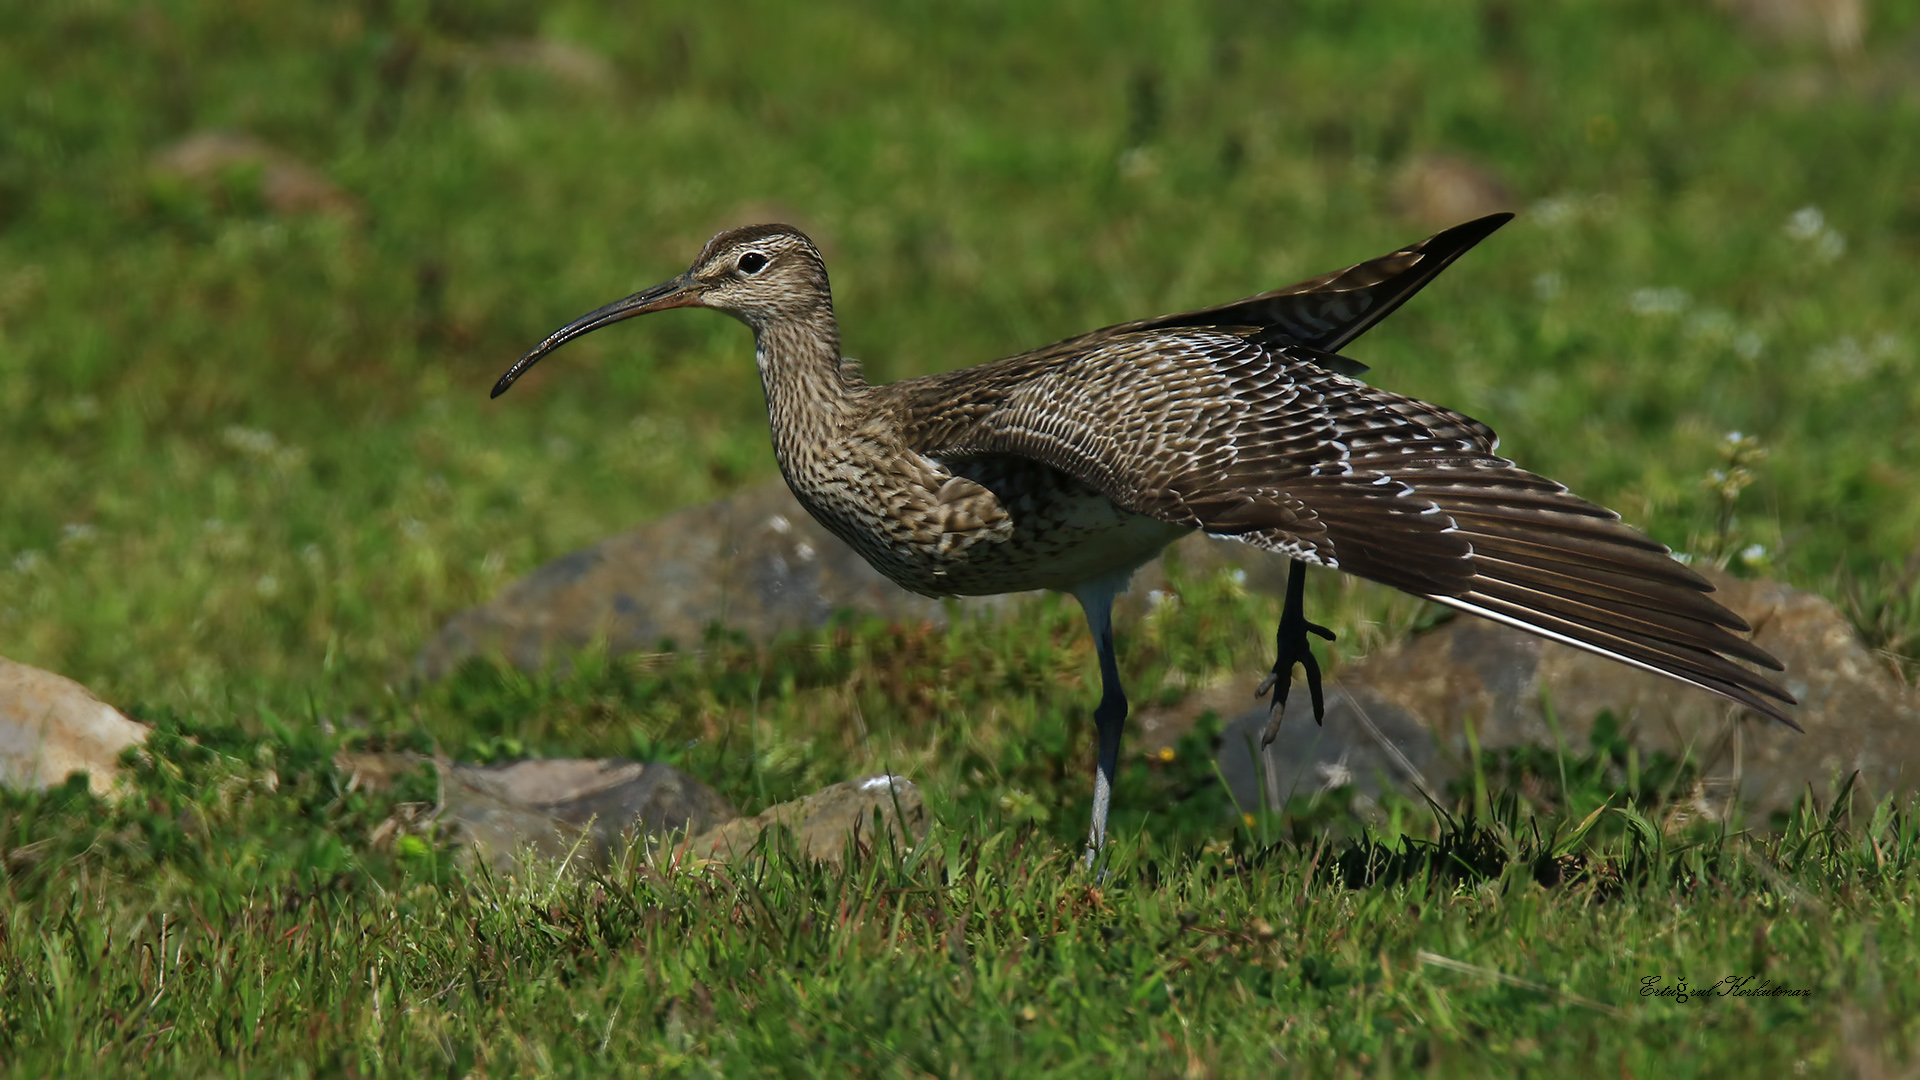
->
(892, 328, 1794, 725)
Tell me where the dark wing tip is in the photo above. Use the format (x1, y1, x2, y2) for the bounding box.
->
(1408, 213, 1516, 259)
(1437, 211, 1516, 245)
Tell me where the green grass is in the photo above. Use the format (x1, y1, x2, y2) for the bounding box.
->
(5, 703, 1918, 1076)
(4, 0, 1920, 1073)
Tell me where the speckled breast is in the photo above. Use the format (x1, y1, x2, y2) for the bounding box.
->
(786, 455, 1192, 600)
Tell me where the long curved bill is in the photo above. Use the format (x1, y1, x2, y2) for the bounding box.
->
(490, 274, 702, 398)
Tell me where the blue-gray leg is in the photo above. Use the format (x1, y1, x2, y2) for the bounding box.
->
(1256, 558, 1336, 746)
(1072, 579, 1130, 868)
(1086, 614, 1127, 867)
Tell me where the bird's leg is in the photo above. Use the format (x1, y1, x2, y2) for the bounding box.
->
(1256, 558, 1336, 746)
(1078, 593, 1128, 870)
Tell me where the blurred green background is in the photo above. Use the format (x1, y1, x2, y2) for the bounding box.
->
(6, 4, 1920, 1073)
(2, 0, 1917, 717)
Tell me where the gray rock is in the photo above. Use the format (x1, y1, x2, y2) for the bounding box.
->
(683, 774, 928, 866)
(1220, 569, 1920, 822)
(417, 481, 1027, 679)
(1217, 685, 1451, 818)
(436, 757, 735, 873)
(370, 749, 926, 873)
(151, 132, 362, 220)
(0, 656, 149, 795)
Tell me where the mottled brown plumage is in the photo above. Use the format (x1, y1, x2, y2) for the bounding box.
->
(492, 214, 1797, 861)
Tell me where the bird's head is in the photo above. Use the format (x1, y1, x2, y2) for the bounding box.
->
(491, 224, 831, 398)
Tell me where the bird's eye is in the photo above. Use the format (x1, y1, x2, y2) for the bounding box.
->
(736, 252, 769, 275)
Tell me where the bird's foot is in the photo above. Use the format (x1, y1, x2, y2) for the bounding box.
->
(1254, 607, 1335, 746)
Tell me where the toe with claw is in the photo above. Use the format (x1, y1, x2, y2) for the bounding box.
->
(1256, 559, 1336, 746)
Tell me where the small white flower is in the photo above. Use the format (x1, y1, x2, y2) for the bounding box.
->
(1533, 271, 1564, 301)
(1741, 544, 1768, 562)
(1811, 336, 1872, 379)
(1532, 196, 1577, 227)
(1629, 287, 1690, 317)
(221, 425, 280, 457)
(1784, 206, 1826, 241)
(1682, 309, 1736, 342)
(1118, 146, 1158, 179)
(1784, 206, 1846, 264)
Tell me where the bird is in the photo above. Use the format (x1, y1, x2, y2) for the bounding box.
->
(490, 213, 1797, 865)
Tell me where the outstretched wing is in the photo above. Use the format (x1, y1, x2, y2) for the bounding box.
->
(1006, 213, 1515, 377)
(893, 328, 1797, 727)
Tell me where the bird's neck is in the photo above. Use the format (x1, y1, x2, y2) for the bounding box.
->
(752, 311, 867, 474)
